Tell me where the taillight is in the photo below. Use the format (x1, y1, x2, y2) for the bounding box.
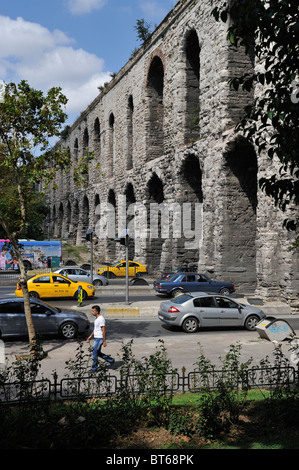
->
(16, 283, 21, 290)
(168, 306, 180, 313)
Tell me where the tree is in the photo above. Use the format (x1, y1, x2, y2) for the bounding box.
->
(0, 152, 50, 240)
(0, 80, 69, 354)
(134, 18, 153, 45)
(212, 0, 299, 240)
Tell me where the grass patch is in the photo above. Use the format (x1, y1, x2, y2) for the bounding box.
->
(62, 243, 89, 264)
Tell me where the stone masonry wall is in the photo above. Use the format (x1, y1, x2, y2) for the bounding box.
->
(46, 0, 298, 308)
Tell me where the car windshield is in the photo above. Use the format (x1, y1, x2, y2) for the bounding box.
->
(36, 299, 61, 313)
(168, 274, 180, 281)
(172, 295, 193, 304)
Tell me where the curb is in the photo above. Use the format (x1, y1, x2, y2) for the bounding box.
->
(73, 298, 294, 320)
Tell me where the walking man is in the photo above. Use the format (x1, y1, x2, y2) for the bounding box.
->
(87, 305, 115, 371)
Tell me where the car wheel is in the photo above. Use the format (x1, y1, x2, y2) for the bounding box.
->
(93, 279, 103, 286)
(244, 315, 260, 331)
(219, 288, 230, 296)
(29, 291, 39, 299)
(182, 317, 199, 333)
(171, 288, 183, 298)
(60, 322, 78, 339)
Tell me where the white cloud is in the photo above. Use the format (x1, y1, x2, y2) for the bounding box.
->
(66, 0, 107, 15)
(17, 47, 105, 88)
(0, 16, 73, 59)
(0, 15, 110, 118)
(63, 74, 111, 114)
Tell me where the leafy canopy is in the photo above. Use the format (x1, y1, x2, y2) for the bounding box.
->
(0, 80, 70, 238)
(0, 80, 70, 186)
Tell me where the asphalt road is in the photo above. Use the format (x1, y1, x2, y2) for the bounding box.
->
(0, 283, 158, 302)
(1, 282, 299, 381)
(3, 318, 298, 381)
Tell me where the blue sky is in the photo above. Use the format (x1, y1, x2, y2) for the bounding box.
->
(0, 0, 177, 123)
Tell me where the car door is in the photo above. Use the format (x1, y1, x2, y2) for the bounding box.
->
(195, 274, 213, 292)
(0, 302, 27, 336)
(74, 268, 90, 283)
(60, 268, 75, 279)
(129, 262, 138, 276)
(52, 274, 73, 297)
(116, 262, 126, 276)
(179, 274, 198, 291)
(31, 275, 53, 298)
(30, 302, 58, 335)
(193, 296, 220, 327)
(215, 296, 243, 327)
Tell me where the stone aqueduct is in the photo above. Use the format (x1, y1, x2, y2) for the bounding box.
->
(46, 0, 298, 308)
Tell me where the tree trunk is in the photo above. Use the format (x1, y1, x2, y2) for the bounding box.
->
(18, 259, 38, 348)
(9, 237, 39, 355)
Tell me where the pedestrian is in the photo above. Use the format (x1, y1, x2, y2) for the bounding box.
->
(87, 305, 115, 371)
(0, 248, 9, 270)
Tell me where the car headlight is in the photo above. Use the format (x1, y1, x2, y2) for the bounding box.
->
(87, 285, 94, 289)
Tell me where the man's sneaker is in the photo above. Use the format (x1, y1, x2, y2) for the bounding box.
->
(106, 357, 115, 364)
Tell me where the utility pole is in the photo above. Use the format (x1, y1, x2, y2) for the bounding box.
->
(114, 229, 129, 304)
(84, 228, 94, 283)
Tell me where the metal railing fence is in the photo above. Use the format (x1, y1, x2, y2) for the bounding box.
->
(0, 365, 297, 404)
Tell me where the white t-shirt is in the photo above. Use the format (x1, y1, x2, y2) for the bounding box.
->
(94, 315, 105, 338)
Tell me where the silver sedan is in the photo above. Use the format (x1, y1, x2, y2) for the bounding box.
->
(53, 267, 109, 286)
(158, 292, 266, 333)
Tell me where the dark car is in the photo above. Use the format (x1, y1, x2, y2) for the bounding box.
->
(0, 298, 90, 339)
(153, 272, 235, 297)
(161, 266, 197, 280)
(158, 292, 266, 333)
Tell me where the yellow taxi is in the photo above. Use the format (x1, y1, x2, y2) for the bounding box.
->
(15, 273, 95, 300)
(97, 260, 147, 278)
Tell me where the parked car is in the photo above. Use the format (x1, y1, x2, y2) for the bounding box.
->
(0, 298, 90, 339)
(15, 273, 95, 300)
(53, 267, 109, 286)
(98, 260, 147, 278)
(153, 272, 235, 297)
(158, 292, 266, 333)
(161, 266, 197, 279)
